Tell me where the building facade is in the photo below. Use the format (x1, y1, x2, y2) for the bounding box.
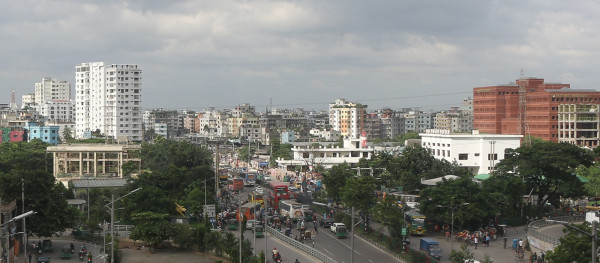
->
(473, 78, 600, 147)
(420, 129, 522, 175)
(328, 98, 367, 139)
(34, 77, 71, 105)
(75, 62, 142, 141)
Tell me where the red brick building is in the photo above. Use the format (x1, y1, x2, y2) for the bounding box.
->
(473, 78, 600, 147)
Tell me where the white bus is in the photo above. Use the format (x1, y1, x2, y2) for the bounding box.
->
(279, 200, 304, 221)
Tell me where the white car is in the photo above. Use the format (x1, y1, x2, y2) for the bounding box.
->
(330, 222, 346, 233)
(254, 187, 264, 194)
(264, 175, 272, 181)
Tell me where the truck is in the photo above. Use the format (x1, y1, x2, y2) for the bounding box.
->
(420, 238, 442, 260)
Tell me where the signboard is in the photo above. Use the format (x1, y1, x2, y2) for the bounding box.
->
(203, 204, 216, 217)
(401, 227, 407, 236)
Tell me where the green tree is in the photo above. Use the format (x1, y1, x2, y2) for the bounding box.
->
(237, 145, 255, 164)
(577, 164, 600, 197)
(0, 141, 78, 236)
(449, 244, 474, 263)
(62, 127, 74, 142)
(323, 163, 353, 204)
(495, 141, 593, 206)
(419, 177, 495, 230)
(130, 212, 175, 253)
(481, 173, 525, 218)
(342, 176, 376, 212)
(546, 222, 594, 263)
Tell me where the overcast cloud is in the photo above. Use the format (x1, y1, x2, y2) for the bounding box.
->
(2, 0, 600, 111)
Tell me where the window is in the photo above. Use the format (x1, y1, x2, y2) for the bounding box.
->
(488, 154, 498, 160)
(474, 153, 480, 156)
(458, 153, 468, 160)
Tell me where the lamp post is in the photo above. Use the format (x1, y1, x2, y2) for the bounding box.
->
(437, 202, 469, 251)
(546, 219, 598, 263)
(1, 210, 35, 263)
(107, 188, 141, 263)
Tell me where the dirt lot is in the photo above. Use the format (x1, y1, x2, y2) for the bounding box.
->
(119, 239, 230, 263)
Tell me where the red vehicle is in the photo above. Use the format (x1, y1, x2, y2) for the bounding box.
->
(267, 182, 289, 210)
(228, 178, 244, 191)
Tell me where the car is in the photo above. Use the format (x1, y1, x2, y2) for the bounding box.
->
(37, 256, 50, 263)
(330, 222, 346, 232)
(254, 187, 264, 194)
(264, 175, 272, 181)
(319, 218, 334, 227)
(288, 186, 298, 192)
(246, 219, 256, 230)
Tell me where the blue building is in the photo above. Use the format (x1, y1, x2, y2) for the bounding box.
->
(281, 131, 296, 143)
(25, 122, 60, 145)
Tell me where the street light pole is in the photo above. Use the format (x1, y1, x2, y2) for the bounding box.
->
(547, 219, 598, 263)
(437, 202, 469, 251)
(108, 188, 141, 263)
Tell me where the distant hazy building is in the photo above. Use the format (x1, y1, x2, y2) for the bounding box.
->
(35, 78, 71, 105)
(39, 100, 75, 122)
(21, 93, 35, 109)
(75, 62, 142, 141)
(25, 122, 60, 145)
(329, 98, 367, 139)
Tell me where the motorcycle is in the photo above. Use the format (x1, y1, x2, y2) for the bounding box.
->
(272, 251, 283, 263)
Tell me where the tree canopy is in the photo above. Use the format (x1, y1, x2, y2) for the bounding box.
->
(495, 141, 594, 206)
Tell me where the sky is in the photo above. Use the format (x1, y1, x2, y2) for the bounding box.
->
(2, 0, 600, 112)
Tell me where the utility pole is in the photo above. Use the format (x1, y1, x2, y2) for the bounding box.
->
(22, 177, 26, 263)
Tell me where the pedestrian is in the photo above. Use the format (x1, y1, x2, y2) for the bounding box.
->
(485, 235, 490, 247)
(28, 254, 32, 263)
(503, 236, 507, 249)
(531, 252, 537, 263)
(474, 236, 478, 249)
(540, 251, 545, 263)
(518, 238, 524, 252)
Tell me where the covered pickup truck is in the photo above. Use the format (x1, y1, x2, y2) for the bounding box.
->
(420, 238, 442, 259)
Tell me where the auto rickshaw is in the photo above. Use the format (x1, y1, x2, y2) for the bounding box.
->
(42, 239, 53, 252)
(61, 245, 72, 259)
(254, 225, 264, 238)
(336, 226, 347, 239)
(228, 219, 239, 231)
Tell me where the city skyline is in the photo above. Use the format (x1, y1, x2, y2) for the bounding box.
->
(2, 1, 599, 111)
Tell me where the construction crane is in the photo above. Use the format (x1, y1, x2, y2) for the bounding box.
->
(175, 203, 187, 217)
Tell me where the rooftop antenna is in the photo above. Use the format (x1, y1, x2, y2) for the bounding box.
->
(518, 69, 532, 146)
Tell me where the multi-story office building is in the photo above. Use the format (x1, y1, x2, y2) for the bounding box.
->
(21, 93, 35, 109)
(420, 129, 522, 175)
(328, 98, 367, 139)
(473, 78, 600, 147)
(34, 78, 71, 105)
(75, 62, 142, 141)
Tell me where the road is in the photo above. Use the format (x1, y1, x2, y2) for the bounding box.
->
(26, 239, 103, 262)
(241, 179, 400, 263)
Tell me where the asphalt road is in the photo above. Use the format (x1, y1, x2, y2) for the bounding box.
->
(26, 239, 103, 262)
(243, 179, 400, 263)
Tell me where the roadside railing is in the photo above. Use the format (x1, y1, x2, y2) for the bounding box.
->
(266, 225, 336, 263)
(527, 215, 585, 246)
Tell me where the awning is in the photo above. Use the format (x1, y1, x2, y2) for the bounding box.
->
(474, 174, 490, 181)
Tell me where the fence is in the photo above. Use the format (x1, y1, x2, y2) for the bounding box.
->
(266, 225, 336, 263)
(527, 215, 585, 246)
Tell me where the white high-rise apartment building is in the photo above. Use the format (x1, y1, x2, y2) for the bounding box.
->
(75, 62, 142, 141)
(34, 78, 71, 105)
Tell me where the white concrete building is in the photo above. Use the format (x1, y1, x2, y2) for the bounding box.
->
(39, 100, 75, 122)
(34, 78, 71, 105)
(419, 129, 522, 175)
(75, 62, 142, 141)
(276, 135, 373, 170)
(21, 93, 35, 109)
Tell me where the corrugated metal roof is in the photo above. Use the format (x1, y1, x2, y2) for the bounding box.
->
(71, 179, 128, 188)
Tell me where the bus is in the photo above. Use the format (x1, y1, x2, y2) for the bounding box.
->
(248, 192, 264, 204)
(238, 202, 261, 222)
(267, 182, 290, 210)
(279, 200, 304, 221)
(243, 170, 257, 187)
(405, 210, 427, 236)
(228, 178, 244, 191)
